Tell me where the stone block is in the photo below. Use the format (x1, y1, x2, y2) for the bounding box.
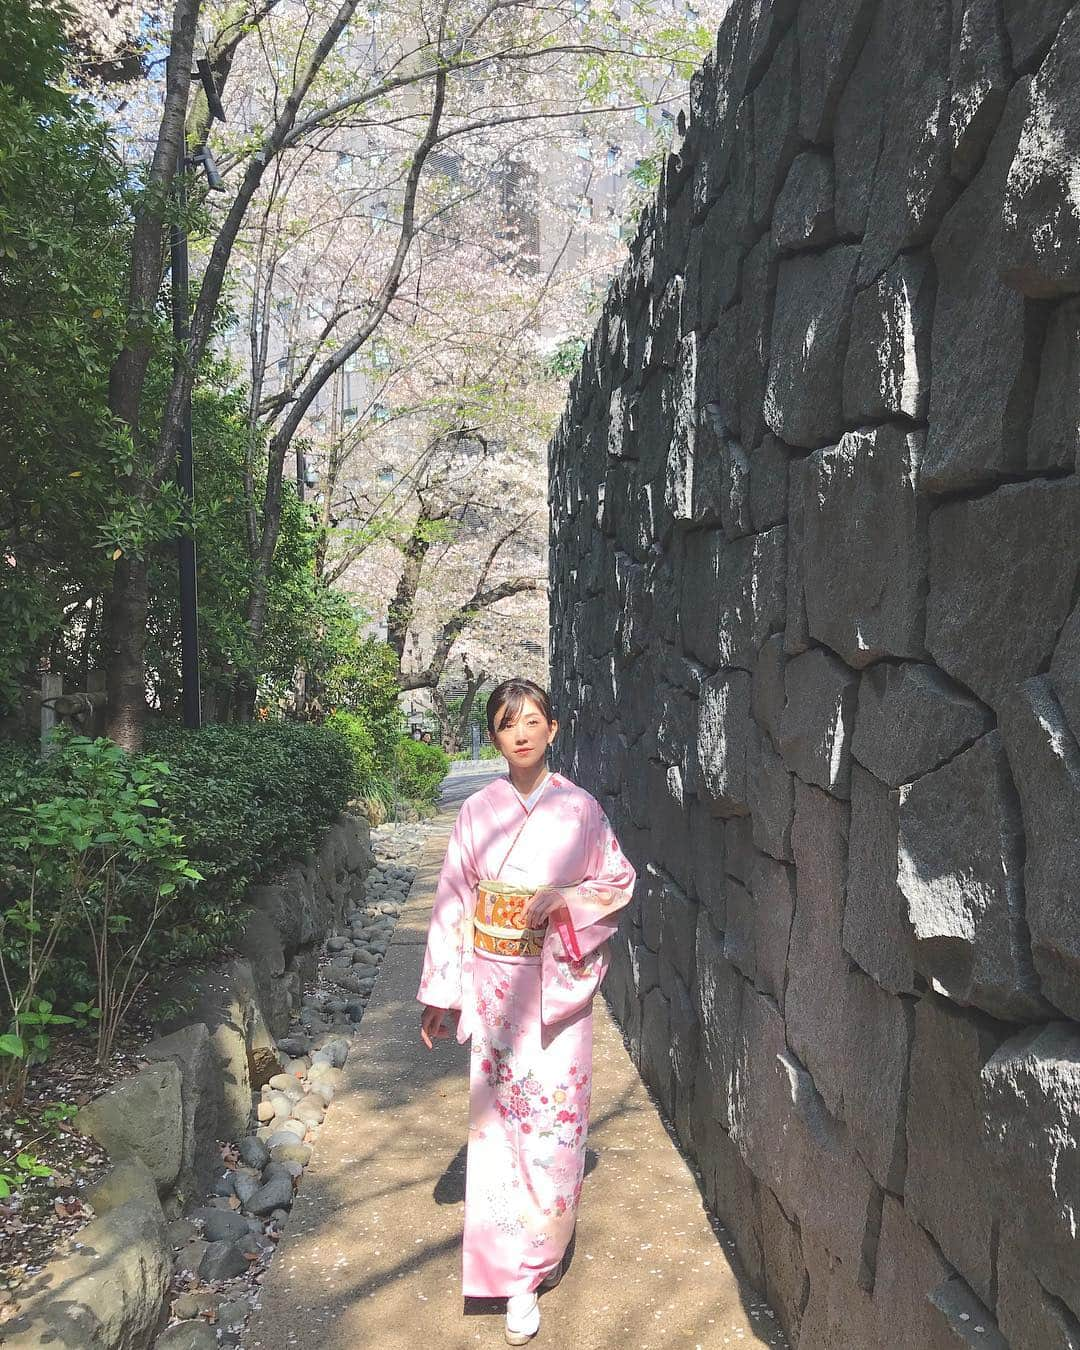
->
(784, 458, 812, 655)
(844, 764, 917, 995)
(1030, 298, 1080, 474)
(764, 246, 861, 449)
(853, 661, 993, 789)
(687, 795, 726, 930)
(681, 527, 721, 668)
(724, 814, 756, 886)
(982, 1022, 1080, 1318)
(665, 333, 697, 522)
(145, 1022, 221, 1201)
(1002, 11, 1080, 296)
(639, 986, 673, 1112)
(724, 877, 756, 980)
(858, 0, 953, 283)
(737, 236, 777, 447)
(776, 647, 858, 798)
(898, 730, 1048, 1021)
(752, 28, 800, 226)
(696, 669, 752, 816)
(730, 984, 790, 1191)
(999, 676, 1080, 1019)
(798, 0, 878, 142)
(751, 851, 795, 1006)
(78, 1062, 183, 1196)
(666, 966, 700, 1095)
(800, 1236, 877, 1349)
(802, 427, 928, 669)
(706, 1126, 766, 1290)
(657, 871, 697, 989)
(925, 477, 1080, 712)
(748, 729, 794, 862)
(1003, 0, 1073, 72)
(749, 434, 790, 532)
(925, 83, 1047, 493)
(996, 1227, 1080, 1350)
(773, 151, 835, 253)
(746, 0, 799, 82)
(693, 911, 743, 1133)
(698, 193, 749, 327)
(841, 973, 913, 1195)
(949, 0, 1011, 182)
(833, 0, 889, 236)
(751, 632, 786, 742)
(785, 781, 850, 1116)
(1050, 601, 1080, 741)
(906, 995, 1002, 1304)
(843, 254, 933, 422)
(759, 1187, 809, 1347)
(716, 526, 786, 671)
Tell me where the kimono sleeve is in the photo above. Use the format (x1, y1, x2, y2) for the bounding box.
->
(416, 806, 478, 1010)
(540, 798, 636, 1028)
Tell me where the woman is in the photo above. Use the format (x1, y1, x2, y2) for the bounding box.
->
(417, 679, 636, 1345)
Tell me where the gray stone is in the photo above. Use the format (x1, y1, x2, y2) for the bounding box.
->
(759, 1187, 809, 1347)
(925, 84, 1046, 493)
(858, 0, 952, 283)
(191, 1206, 251, 1243)
(843, 254, 933, 422)
(748, 730, 794, 863)
(1050, 602, 1080, 741)
(692, 912, 742, 1134)
(833, 1, 889, 236)
(144, 1022, 221, 1201)
(1003, 0, 1073, 72)
(784, 458, 812, 655)
(84, 1156, 160, 1219)
(1, 1197, 170, 1350)
(1030, 298, 1080, 473)
(999, 676, 1080, 1019)
(175, 1238, 209, 1275)
(996, 1227, 1080, 1350)
(926, 477, 1080, 712)
(853, 662, 994, 789)
(898, 730, 1048, 1021)
(657, 872, 697, 988)
(664, 332, 697, 522)
(773, 152, 835, 253)
(840, 973, 912, 1195)
(270, 1140, 313, 1167)
(237, 1134, 270, 1170)
(1002, 11, 1080, 297)
(764, 246, 861, 449)
(751, 633, 786, 743)
(639, 986, 673, 1111)
(724, 813, 756, 886)
(752, 28, 799, 226)
(218, 1298, 251, 1333)
(724, 877, 756, 980)
(737, 237, 778, 447)
(844, 765, 917, 995)
(800, 1236, 877, 1349)
(716, 527, 786, 670)
(687, 796, 726, 929)
(949, 0, 1011, 182)
(232, 1170, 262, 1208)
(785, 781, 850, 1116)
(748, 435, 790, 533)
(77, 1061, 183, 1195)
(798, 0, 879, 142)
(906, 994, 1002, 1306)
(776, 647, 858, 798)
(200, 1238, 249, 1282)
(155, 1323, 221, 1350)
(247, 1168, 295, 1216)
(982, 1022, 1080, 1317)
(802, 427, 928, 669)
(751, 852, 795, 1007)
(696, 669, 752, 816)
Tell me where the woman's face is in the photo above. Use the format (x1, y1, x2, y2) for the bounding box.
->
(492, 697, 557, 771)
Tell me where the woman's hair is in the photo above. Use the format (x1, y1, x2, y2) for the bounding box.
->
(486, 679, 554, 735)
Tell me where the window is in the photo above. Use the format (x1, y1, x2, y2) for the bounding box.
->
(606, 144, 621, 172)
(372, 401, 391, 424)
(377, 467, 394, 486)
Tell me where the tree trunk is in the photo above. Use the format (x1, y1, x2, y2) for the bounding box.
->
(103, 556, 151, 750)
(455, 664, 486, 749)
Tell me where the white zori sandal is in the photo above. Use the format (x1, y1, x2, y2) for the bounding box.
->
(505, 1292, 541, 1345)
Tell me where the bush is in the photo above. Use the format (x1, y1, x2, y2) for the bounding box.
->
(325, 710, 395, 810)
(393, 737, 450, 804)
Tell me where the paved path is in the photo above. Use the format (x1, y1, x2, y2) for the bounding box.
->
(246, 766, 782, 1350)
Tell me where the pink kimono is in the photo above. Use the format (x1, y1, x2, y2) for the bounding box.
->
(417, 772, 636, 1298)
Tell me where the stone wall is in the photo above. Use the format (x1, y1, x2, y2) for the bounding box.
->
(5, 811, 373, 1350)
(549, 4, 1080, 1346)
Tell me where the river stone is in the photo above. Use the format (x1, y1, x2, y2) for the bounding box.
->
(898, 730, 1047, 1021)
(843, 254, 933, 422)
(751, 852, 795, 1007)
(247, 1168, 295, 1217)
(925, 477, 1080, 712)
(748, 730, 794, 863)
(200, 1238, 249, 1282)
(776, 646, 858, 799)
(271, 1140, 313, 1167)
(764, 245, 861, 449)
(696, 669, 752, 816)
(1029, 299, 1080, 473)
(157, 1323, 221, 1350)
(858, 0, 952, 284)
(773, 151, 835, 253)
(798, 0, 878, 141)
(950, 0, 1011, 182)
(237, 1134, 270, 1170)
(78, 1060, 183, 1195)
(785, 781, 850, 1117)
(1002, 11, 1080, 297)
(907, 995, 1004, 1304)
(844, 766, 916, 995)
(852, 662, 993, 788)
(982, 1022, 1080, 1315)
(999, 676, 1080, 1019)
(924, 83, 1045, 494)
(802, 427, 927, 669)
(1003, 0, 1073, 72)
(191, 1205, 251, 1243)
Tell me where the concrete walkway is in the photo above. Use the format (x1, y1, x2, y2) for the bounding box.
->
(246, 766, 782, 1350)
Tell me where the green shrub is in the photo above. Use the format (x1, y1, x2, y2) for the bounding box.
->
(325, 710, 395, 809)
(392, 737, 450, 804)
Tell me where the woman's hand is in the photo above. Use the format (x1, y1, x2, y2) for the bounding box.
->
(420, 1004, 454, 1050)
(523, 887, 567, 929)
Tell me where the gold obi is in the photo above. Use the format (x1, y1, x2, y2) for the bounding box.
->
(473, 879, 545, 957)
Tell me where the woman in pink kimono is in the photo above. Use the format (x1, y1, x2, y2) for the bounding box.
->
(418, 679, 636, 1345)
